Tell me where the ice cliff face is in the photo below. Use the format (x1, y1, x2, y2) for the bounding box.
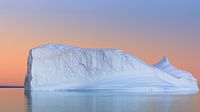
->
(24, 44, 199, 92)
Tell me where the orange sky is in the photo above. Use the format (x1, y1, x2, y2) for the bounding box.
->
(0, 0, 200, 85)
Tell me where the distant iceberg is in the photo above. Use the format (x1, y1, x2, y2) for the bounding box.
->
(24, 44, 199, 92)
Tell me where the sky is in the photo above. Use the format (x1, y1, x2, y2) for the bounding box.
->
(0, 0, 200, 85)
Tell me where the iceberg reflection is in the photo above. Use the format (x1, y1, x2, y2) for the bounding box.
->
(25, 91, 199, 112)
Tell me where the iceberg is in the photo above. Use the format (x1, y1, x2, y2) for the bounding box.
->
(24, 44, 199, 92)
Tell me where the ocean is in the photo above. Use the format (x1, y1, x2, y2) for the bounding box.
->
(0, 88, 199, 112)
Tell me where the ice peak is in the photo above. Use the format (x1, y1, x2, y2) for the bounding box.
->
(154, 56, 170, 66)
(162, 56, 170, 64)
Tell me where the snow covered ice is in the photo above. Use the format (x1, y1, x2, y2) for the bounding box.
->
(24, 44, 199, 92)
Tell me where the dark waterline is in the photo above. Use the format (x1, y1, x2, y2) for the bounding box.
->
(0, 86, 24, 88)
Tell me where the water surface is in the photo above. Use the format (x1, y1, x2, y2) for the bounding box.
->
(0, 88, 200, 112)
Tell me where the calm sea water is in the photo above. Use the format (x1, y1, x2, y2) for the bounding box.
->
(0, 88, 200, 112)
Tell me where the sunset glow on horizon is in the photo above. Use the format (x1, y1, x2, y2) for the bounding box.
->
(0, 0, 200, 85)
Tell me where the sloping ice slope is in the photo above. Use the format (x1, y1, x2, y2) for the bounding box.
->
(153, 56, 197, 82)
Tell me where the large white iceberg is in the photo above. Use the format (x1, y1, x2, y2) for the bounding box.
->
(24, 44, 199, 92)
